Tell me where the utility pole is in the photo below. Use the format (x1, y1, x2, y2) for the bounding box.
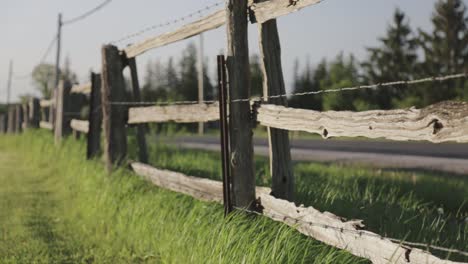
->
(6, 60, 13, 106)
(54, 13, 62, 90)
(52, 13, 62, 125)
(197, 33, 204, 135)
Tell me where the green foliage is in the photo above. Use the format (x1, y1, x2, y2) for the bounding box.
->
(362, 9, 419, 109)
(32, 63, 55, 98)
(418, 0, 468, 105)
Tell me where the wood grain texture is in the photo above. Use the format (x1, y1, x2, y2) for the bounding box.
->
(124, 10, 225, 58)
(257, 12, 294, 200)
(131, 162, 459, 264)
(101, 45, 128, 172)
(128, 57, 149, 163)
(39, 99, 53, 108)
(70, 83, 91, 94)
(124, 0, 323, 58)
(257, 101, 468, 143)
(128, 103, 219, 124)
(226, 0, 256, 208)
(250, 0, 321, 24)
(39, 121, 53, 130)
(259, 193, 459, 264)
(131, 162, 270, 203)
(70, 119, 89, 134)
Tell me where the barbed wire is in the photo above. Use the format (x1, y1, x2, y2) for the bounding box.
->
(234, 207, 468, 258)
(110, 1, 223, 45)
(108, 72, 468, 107)
(62, 0, 113, 26)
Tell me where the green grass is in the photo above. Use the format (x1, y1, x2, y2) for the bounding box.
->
(131, 134, 468, 262)
(0, 131, 366, 263)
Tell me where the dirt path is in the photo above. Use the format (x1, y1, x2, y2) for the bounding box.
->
(0, 151, 74, 263)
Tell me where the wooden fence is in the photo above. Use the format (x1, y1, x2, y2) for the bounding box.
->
(1, 0, 467, 263)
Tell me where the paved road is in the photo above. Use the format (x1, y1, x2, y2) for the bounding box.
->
(164, 136, 468, 175)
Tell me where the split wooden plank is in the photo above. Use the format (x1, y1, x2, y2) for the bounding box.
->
(39, 99, 53, 108)
(131, 162, 270, 203)
(130, 162, 462, 264)
(256, 101, 468, 143)
(70, 83, 92, 94)
(70, 119, 89, 134)
(124, 0, 322, 58)
(250, 0, 321, 24)
(39, 121, 53, 130)
(124, 10, 225, 58)
(259, 194, 460, 264)
(127, 103, 219, 124)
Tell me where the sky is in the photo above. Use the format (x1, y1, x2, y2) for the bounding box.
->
(1, 0, 467, 103)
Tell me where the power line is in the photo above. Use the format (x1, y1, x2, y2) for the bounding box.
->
(62, 0, 113, 26)
(13, 34, 58, 81)
(40, 35, 58, 63)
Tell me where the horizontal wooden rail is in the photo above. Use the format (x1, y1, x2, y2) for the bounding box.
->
(124, 0, 321, 58)
(257, 101, 468, 143)
(125, 10, 225, 58)
(39, 121, 53, 130)
(70, 119, 89, 134)
(130, 162, 459, 264)
(70, 83, 91, 94)
(39, 99, 53, 108)
(128, 103, 219, 124)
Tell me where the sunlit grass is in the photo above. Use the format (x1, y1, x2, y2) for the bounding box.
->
(0, 131, 365, 263)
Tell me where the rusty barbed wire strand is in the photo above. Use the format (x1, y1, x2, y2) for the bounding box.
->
(108, 72, 468, 106)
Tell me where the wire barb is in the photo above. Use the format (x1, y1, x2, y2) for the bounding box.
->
(110, 1, 223, 45)
(109, 72, 468, 107)
(234, 206, 468, 257)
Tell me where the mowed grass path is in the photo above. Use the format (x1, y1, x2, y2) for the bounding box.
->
(0, 132, 364, 263)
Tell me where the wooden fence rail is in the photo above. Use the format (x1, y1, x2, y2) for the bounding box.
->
(70, 119, 89, 134)
(128, 103, 219, 124)
(70, 83, 92, 94)
(4, 0, 467, 262)
(130, 162, 461, 264)
(256, 101, 468, 143)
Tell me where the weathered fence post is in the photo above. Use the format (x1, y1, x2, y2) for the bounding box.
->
(101, 45, 128, 172)
(218, 55, 233, 216)
(7, 106, 16, 133)
(87, 72, 103, 159)
(22, 103, 30, 130)
(0, 114, 6, 133)
(257, 14, 294, 200)
(15, 104, 23, 133)
(226, 0, 256, 208)
(127, 57, 149, 163)
(29, 98, 40, 128)
(70, 90, 87, 140)
(54, 79, 72, 144)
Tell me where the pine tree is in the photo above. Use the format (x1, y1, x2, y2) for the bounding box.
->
(362, 9, 419, 109)
(419, 0, 468, 104)
(288, 58, 324, 110)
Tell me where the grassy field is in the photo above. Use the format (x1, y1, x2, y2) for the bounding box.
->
(129, 131, 468, 262)
(0, 131, 366, 263)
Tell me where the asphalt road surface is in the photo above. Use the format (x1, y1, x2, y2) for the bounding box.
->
(164, 136, 468, 175)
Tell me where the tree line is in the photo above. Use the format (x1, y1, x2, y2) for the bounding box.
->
(28, 0, 467, 112)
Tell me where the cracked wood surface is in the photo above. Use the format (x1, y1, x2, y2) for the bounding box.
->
(130, 162, 461, 264)
(257, 101, 468, 143)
